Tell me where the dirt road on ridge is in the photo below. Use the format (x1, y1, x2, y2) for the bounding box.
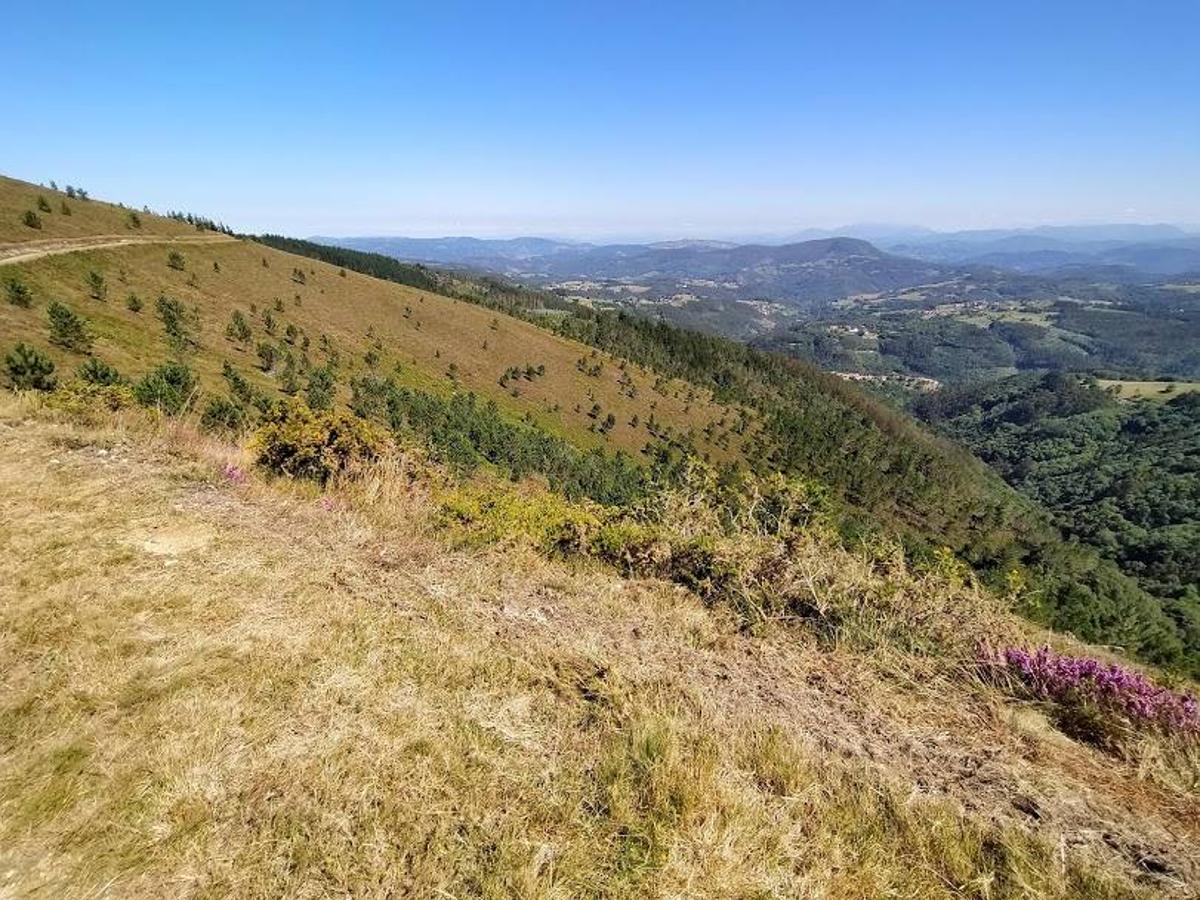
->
(0, 233, 238, 267)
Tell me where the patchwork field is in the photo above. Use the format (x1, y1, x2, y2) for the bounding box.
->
(1099, 379, 1200, 401)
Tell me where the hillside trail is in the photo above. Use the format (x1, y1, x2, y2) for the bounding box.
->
(0, 232, 238, 267)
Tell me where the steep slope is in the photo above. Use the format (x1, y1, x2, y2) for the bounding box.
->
(1, 172, 1193, 672)
(0, 178, 737, 465)
(1, 398, 1197, 897)
(916, 372, 1200, 613)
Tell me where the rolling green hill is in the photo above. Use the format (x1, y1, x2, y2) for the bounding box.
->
(1, 173, 1194, 673)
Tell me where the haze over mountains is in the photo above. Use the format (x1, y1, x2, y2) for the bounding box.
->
(319, 223, 1200, 307)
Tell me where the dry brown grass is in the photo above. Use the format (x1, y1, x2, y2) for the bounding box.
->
(1, 393, 1197, 897)
(0, 167, 742, 462)
(0, 174, 197, 244)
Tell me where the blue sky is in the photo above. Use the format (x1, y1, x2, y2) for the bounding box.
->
(7, 1, 1198, 238)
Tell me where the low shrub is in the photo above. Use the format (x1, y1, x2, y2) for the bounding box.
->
(252, 401, 390, 484)
(47, 301, 92, 353)
(979, 643, 1200, 748)
(44, 380, 135, 417)
(5, 278, 33, 308)
(77, 357, 123, 386)
(133, 360, 198, 415)
(201, 396, 249, 434)
(438, 484, 608, 553)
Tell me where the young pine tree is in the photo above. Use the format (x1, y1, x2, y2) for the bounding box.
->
(47, 302, 92, 353)
(4, 343, 56, 391)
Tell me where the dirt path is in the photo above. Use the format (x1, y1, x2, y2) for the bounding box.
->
(0, 232, 239, 267)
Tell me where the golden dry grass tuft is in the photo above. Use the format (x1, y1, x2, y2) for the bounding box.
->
(1, 393, 1198, 897)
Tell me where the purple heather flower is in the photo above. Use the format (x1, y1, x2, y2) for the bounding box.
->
(979, 642, 1200, 738)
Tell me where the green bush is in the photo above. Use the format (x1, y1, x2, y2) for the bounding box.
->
(201, 396, 248, 433)
(21, 210, 42, 229)
(4, 343, 56, 391)
(5, 278, 33, 308)
(252, 401, 389, 484)
(125, 293, 143, 313)
(167, 250, 186, 271)
(47, 301, 92, 353)
(256, 341, 277, 372)
(36, 195, 52, 213)
(225, 310, 252, 345)
(133, 360, 198, 415)
(77, 357, 122, 386)
(305, 364, 337, 411)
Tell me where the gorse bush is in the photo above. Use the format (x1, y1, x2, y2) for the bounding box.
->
(47, 301, 92, 353)
(133, 360, 198, 415)
(252, 401, 389, 484)
(44, 380, 135, 418)
(22, 210, 42, 229)
(4, 343, 56, 391)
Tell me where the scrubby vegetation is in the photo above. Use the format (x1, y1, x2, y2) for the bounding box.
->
(132, 360, 197, 414)
(2, 389, 1195, 896)
(257, 234, 1200, 675)
(252, 400, 389, 483)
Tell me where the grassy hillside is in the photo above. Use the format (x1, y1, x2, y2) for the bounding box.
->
(1, 172, 1194, 673)
(2, 394, 1197, 897)
(0, 179, 737, 465)
(0, 174, 200, 243)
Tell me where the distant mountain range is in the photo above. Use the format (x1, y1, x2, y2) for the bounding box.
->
(317, 224, 1200, 294)
(315, 234, 959, 307)
(885, 225, 1200, 275)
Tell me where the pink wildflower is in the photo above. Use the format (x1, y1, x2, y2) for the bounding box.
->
(979, 641, 1200, 737)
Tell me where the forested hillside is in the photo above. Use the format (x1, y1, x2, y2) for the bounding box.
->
(916, 373, 1200, 644)
(268, 235, 1197, 673)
